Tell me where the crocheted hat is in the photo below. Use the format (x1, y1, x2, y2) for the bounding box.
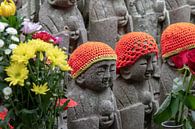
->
(161, 22, 195, 59)
(115, 32, 158, 72)
(68, 42, 117, 79)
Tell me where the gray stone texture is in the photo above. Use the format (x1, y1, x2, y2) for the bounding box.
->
(67, 61, 122, 129)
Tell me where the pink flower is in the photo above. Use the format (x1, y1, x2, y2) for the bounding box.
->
(21, 19, 42, 34)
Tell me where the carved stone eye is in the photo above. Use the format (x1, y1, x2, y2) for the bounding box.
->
(64, 26, 69, 30)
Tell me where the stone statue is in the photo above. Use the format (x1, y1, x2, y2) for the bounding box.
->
(113, 32, 159, 129)
(159, 22, 195, 104)
(88, 0, 132, 48)
(67, 42, 122, 129)
(17, 0, 40, 22)
(39, 0, 87, 54)
(125, 0, 166, 42)
(187, 0, 195, 23)
(164, 0, 191, 24)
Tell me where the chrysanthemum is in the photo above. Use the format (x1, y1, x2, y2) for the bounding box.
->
(11, 43, 36, 64)
(28, 39, 53, 52)
(46, 47, 70, 71)
(31, 83, 50, 95)
(5, 63, 29, 86)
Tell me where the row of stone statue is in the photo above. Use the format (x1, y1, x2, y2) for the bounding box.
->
(63, 22, 195, 129)
(10, 0, 195, 129)
(14, 0, 195, 54)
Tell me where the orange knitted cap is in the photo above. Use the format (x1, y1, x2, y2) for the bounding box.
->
(161, 22, 195, 59)
(68, 42, 117, 78)
(115, 32, 158, 72)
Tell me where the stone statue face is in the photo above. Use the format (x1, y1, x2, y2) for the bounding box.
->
(76, 60, 116, 92)
(120, 53, 157, 82)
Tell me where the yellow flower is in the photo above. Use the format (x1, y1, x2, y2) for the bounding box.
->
(0, 0, 16, 17)
(5, 63, 29, 86)
(28, 39, 53, 52)
(31, 83, 50, 95)
(11, 43, 36, 64)
(46, 46, 70, 71)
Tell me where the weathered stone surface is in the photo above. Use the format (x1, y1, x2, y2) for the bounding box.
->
(187, 0, 195, 23)
(88, 0, 131, 48)
(125, 0, 165, 42)
(113, 55, 158, 129)
(165, 0, 191, 24)
(39, 0, 87, 54)
(159, 61, 179, 104)
(67, 61, 122, 129)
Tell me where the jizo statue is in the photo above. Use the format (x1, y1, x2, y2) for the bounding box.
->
(125, 0, 166, 43)
(39, 0, 87, 54)
(67, 42, 122, 129)
(113, 32, 159, 129)
(159, 22, 195, 104)
(164, 0, 191, 24)
(87, 0, 132, 48)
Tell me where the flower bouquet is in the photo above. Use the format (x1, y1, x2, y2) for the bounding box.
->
(0, 0, 77, 129)
(154, 49, 195, 129)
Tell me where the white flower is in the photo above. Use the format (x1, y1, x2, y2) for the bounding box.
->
(11, 35, 19, 42)
(9, 44, 17, 50)
(4, 49, 12, 55)
(4, 96, 9, 100)
(0, 39, 4, 48)
(6, 27, 17, 35)
(0, 23, 5, 32)
(3, 87, 12, 96)
(0, 22, 8, 27)
(0, 22, 8, 32)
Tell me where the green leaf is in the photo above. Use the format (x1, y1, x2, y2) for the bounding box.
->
(153, 95, 172, 124)
(184, 95, 195, 110)
(19, 108, 38, 114)
(170, 96, 180, 118)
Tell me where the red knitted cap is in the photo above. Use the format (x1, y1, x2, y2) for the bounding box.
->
(68, 42, 117, 78)
(115, 32, 158, 72)
(161, 22, 195, 59)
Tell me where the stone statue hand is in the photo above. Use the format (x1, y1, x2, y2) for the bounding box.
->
(165, 0, 187, 11)
(129, 0, 155, 16)
(99, 113, 114, 128)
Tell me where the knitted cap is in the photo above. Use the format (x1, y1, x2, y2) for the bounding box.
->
(115, 32, 158, 72)
(161, 22, 195, 59)
(68, 42, 117, 78)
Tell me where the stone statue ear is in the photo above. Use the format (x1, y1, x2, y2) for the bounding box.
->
(120, 66, 132, 80)
(75, 73, 85, 86)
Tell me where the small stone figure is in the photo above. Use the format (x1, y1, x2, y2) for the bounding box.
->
(165, 0, 191, 24)
(125, 0, 165, 42)
(88, 0, 131, 48)
(160, 22, 195, 104)
(39, 0, 87, 53)
(67, 42, 122, 129)
(113, 32, 159, 129)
